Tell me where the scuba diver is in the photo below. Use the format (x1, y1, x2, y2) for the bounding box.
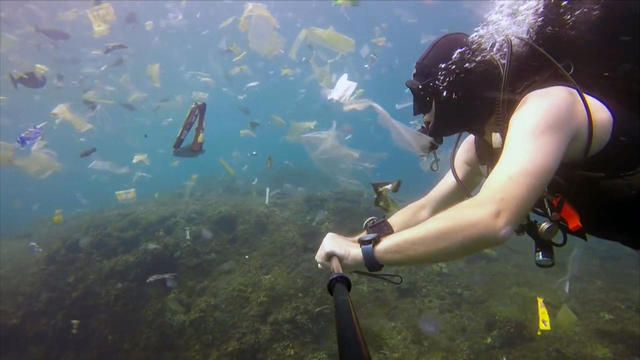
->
(315, 0, 638, 272)
(172, 102, 206, 157)
(9, 64, 49, 89)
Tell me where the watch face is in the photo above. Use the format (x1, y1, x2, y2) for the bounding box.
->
(359, 233, 378, 246)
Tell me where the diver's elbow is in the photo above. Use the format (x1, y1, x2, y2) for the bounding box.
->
(485, 204, 516, 246)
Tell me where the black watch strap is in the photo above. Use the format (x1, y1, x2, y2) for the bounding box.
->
(361, 243, 384, 272)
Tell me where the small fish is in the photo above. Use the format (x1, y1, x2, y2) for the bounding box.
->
(34, 26, 70, 40)
(103, 43, 127, 54)
(266, 155, 272, 168)
(119, 102, 136, 111)
(80, 147, 97, 158)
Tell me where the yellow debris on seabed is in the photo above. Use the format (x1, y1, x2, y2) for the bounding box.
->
(87, 2, 116, 37)
(238, 3, 285, 58)
(285, 121, 317, 142)
(50, 103, 94, 132)
(115, 188, 136, 203)
(146, 63, 161, 87)
(218, 157, 235, 176)
(52, 209, 63, 224)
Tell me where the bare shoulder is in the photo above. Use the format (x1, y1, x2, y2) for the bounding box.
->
(513, 86, 613, 161)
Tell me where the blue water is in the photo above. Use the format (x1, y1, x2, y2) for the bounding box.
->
(0, 1, 484, 234)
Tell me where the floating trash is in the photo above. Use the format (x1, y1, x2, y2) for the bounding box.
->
(114, 188, 136, 203)
(50, 104, 94, 133)
(146, 63, 161, 87)
(219, 158, 235, 176)
(192, 91, 208, 102)
(70, 320, 80, 335)
(238, 2, 284, 58)
(52, 209, 63, 224)
(144, 20, 154, 31)
(132, 153, 150, 165)
(328, 73, 357, 103)
(87, 2, 116, 37)
(88, 160, 130, 174)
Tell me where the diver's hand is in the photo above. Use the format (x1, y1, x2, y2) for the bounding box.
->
(315, 232, 363, 272)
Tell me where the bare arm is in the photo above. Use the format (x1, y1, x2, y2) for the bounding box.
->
(374, 87, 584, 265)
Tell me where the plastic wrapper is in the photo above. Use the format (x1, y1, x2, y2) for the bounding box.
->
(132, 153, 149, 165)
(289, 26, 355, 61)
(238, 3, 284, 58)
(229, 65, 249, 76)
(328, 73, 357, 103)
(145, 21, 154, 31)
(87, 2, 116, 37)
(88, 160, 130, 174)
(50, 104, 94, 133)
(146, 63, 161, 87)
(285, 121, 317, 142)
(82, 90, 115, 104)
(219, 16, 236, 29)
(115, 188, 136, 203)
(13, 147, 62, 179)
(270, 115, 286, 127)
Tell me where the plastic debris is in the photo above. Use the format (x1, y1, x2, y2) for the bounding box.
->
(229, 65, 249, 76)
(50, 104, 94, 133)
(219, 157, 235, 176)
(270, 114, 286, 127)
(132, 153, 150, 165)
(333, 0, 359, 5)
(28, 242, 43, 254)
(70, 320, 80, 335)
(371, 180, 402, 214)
(13, 142, 62, 179)
(184, 227, 191, 240)
(87, 2, 116, 37)
(184, 174, 198, 199)
(52, 209, 63, 224)
(265, 186, 270, 206)
(244, 81, 259, 90)
(17, 122, 46, 148)
(265, 155, 272, 168)
(238, 2, 284, 58)
(192, 91, 209, 102)
(251, 177, 258, 185)
(285, 121, 317, 142)
(114, 188, 136, 203)
(281, 67, 294, 77)
(146, 63, 161, 87)
(88, 160, 130, 174)
(128, 92, 148, 104)
(132, 171, 152, 183)
(239, 129, 256, 138)
(537, 296, 551, 335)
(219, 16, 236, 29)
(145, 21, 154, 31)
(371, 36, 387, 47)
(328, 73, 357, 103)
(233, 51, 247, 62)
(0, 141, 15, 168)
(289, 26, 355, 61)
(83, 90, 114, 105)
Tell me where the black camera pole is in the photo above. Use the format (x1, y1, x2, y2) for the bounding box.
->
(326, 257, 371, 360)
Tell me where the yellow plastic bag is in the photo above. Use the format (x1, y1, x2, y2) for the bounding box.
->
(289, 26, 355, 60)
(146, 63, 160, 87)
(87, 2, 116, 38)
(238, 3, 284, 58)
(50, 104, 93, 133)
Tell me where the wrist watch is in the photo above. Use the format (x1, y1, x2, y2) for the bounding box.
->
(358, 233, 384, 272)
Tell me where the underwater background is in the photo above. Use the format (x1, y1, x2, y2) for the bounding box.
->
(0, 1, 638, 359)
